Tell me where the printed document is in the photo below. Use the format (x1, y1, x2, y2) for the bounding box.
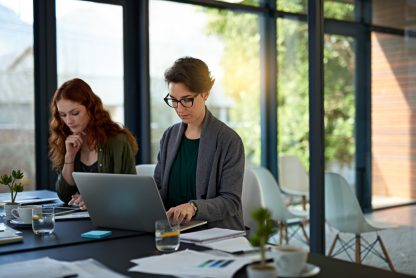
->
(129, 249, 252, 277)
(180, 228, 246, 243)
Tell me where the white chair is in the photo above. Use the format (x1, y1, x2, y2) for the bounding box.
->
(242, 166, 263, 233)
(279, 155, 309, 210)
(242, 166, 309, 244)
(325, 172, 395, 271)
(135, 164, 156, 177)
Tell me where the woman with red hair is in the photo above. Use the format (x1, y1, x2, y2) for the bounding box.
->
(49, 78, 138, 209)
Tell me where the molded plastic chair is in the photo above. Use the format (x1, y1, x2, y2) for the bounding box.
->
(325, 172, 395, 271)
(135, 164, 156, 177)
(279, 155, 309, 210)
(242, 166, 309, 244)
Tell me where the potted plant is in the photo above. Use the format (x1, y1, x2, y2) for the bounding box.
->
(246, 207, 277, 278)
(0, 169, 24, 220)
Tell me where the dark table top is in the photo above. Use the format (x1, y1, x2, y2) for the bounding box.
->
(0, 190, 413, 277)
(0, 220, 413, 278)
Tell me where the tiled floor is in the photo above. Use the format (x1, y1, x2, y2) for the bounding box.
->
(286, 204, 416, 275)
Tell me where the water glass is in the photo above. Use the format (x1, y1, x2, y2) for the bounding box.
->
(155, 219, 180, 252)
(32, 207, 55, 235)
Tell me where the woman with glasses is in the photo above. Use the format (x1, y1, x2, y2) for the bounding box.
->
(49, 78, 138, 209)
(154, 57, 245, 230)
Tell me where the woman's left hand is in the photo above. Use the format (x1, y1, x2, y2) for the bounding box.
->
(166, 203, 195, 225)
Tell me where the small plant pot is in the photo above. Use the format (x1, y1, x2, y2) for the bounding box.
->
(4, 203, 20, 221)
(246, 263, 277, 278)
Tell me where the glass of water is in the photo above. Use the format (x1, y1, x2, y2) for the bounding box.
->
(155, 219, 180, 252)
(32, 207, 55, 235)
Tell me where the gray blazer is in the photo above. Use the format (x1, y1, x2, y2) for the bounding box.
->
(154, 109, 245, 230)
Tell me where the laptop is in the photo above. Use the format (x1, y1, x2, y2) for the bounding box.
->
(72, 172, 207, 232)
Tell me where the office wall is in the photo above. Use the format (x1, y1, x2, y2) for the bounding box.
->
(372, 0, 416, 199)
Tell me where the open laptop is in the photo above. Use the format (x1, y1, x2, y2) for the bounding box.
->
(72, 172, 207, 232)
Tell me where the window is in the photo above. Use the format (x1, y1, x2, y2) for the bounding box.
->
(56, 0, 124, 123)
(0, 0, 35, 191)
(149, 1, 261, 164)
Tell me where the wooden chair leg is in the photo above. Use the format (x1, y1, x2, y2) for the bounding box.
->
(279, 223, 284, 245)
(284, 225, 289, 244)
(377, 235, 395, 272)
(301, 195, 307, 210)
(355, 235, 361, 264)
(328, 234, 339, 256)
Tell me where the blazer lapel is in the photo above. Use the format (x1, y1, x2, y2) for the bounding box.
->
(163, 123, 186, 189)
(195, 109, 218, 198)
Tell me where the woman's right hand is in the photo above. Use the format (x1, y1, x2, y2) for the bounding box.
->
(68, 193, 87, 210)
(64, 133, 84, 162)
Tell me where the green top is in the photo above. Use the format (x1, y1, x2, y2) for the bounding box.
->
(55, 133, 137, 203)
(167, 136, 199, 209)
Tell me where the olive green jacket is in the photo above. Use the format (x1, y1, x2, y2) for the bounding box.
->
(56, 133, 137, 203)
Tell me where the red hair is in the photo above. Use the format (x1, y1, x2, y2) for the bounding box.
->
(48, 78, 138, 170)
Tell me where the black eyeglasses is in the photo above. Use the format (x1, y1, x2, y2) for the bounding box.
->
(163, 93, 200, 108)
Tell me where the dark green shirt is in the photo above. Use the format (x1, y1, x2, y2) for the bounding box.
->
(167, 136, 199, 209)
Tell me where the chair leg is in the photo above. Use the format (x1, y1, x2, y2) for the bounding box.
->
(301, 195, 307, 210)
(279, 223, 284, 245)
(355, 235, 361, 264)
(299, 222, 309, 243)
(284, 225, 289, 244)
(377, 235, 395, 272)
(328, 234, 339, 256)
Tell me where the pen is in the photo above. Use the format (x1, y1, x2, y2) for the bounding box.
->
(231, 246, 268, 255)
(232, 249, 259, 255)
(54, 209, 82, 216)
(62, 274, 78, 278)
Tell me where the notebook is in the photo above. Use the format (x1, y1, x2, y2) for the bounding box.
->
(72, 172, 207, 233)
(0, 225, 23, 245)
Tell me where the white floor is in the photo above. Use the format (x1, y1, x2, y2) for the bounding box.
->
(284, 204, 416, 276)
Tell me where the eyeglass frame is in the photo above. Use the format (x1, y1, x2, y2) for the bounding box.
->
(163, 93, 201, 108)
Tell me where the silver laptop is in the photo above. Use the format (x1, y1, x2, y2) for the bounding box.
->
(72, 172, 206, 232)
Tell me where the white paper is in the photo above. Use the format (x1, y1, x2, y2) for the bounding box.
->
(196, 236, 256, 253)
(180, 228, 246, 243)
(0, 257, 127, 278)
(129, 249, 252, 278)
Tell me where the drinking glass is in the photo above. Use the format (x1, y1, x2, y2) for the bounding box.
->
(32, 207, 55, 235)
(155, 219, 180, 252)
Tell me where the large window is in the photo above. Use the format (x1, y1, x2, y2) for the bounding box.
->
(56, 0, 124, 123)
(0, 0, 35, 191)
(149, 1, 261, 164)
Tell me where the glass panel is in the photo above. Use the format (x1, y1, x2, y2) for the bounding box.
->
(372, 32, 416, 208)
(149, 0, 261, 165)
(324, 0, 354, 21)
(277, 19, 309, 169)
(277, 19, 355, 203)
(0, 0, 35, 191)
(56, 0, 124, 123)
(324, 34, 355, 186)
(277, 0, 307, 14)
(373, 0, 416, 29)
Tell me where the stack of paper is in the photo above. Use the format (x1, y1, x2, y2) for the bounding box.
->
(0, 225, 23, 245)
(0, 257, 127, 278)
(129, 249, 252, 278)
(180, 228, 246, 244)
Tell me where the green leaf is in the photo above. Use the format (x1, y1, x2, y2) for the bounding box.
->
(12, 169, 24, 179)
(12, 183, 24, 193)
(0, 174, 12, 185)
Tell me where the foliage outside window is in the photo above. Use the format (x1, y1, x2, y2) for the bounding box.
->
(204, 2, 355, 176)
